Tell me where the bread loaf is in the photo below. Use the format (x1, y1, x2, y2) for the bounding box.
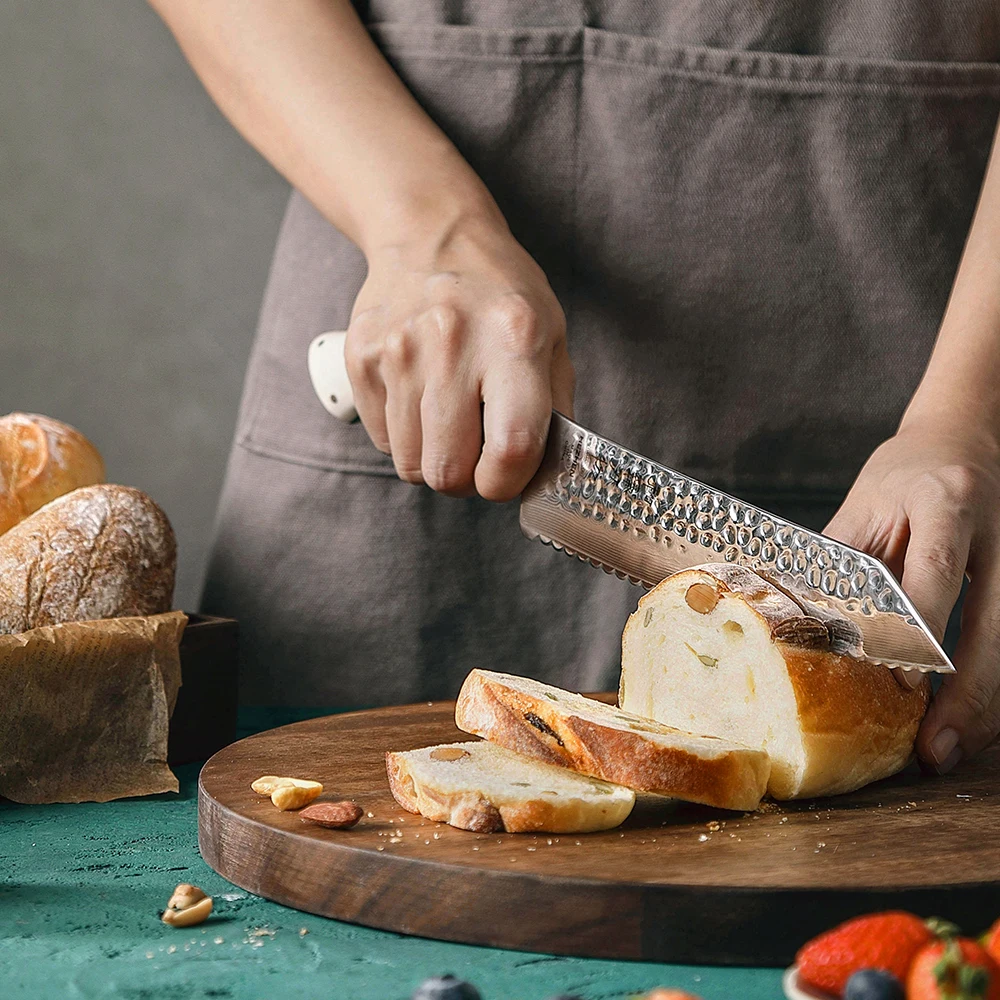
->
(0, 484, 176, 634)
(386, 740, 635, 833)
(0, 412, 105, 536)
(619, 563, 931, 800)
(455, 669, 770, 811)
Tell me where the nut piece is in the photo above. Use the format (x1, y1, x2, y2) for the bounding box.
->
(162, 883, 213, 928)
(299, 801, 364, 829)
(251, 775, 294, 795)
(166, 883, 206, 911)
(429, 747, 471, 762)
(271, 781, 323, 811)
(684, 582, 719, 615)
(251, 775, 324, 810)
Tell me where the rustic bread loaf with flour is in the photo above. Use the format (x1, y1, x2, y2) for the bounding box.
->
(619, 563, 931, 800)
(0, 484, 176, 634)
(386, 741, 635, 833)
(455, 669, 770, 811)
(0, 412, 105, 535)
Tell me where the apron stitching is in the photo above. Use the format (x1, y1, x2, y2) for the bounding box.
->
(585, 58, 1000, 95)
(235, 436, 398, 477)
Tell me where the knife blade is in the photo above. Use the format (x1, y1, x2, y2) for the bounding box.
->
(520, 413, 954, 674)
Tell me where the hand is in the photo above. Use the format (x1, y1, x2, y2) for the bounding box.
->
(345, 211, 573, 501)
(824, 421, 1000, 773)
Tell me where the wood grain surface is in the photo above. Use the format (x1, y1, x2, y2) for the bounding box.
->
(198, 698, 1000, 966)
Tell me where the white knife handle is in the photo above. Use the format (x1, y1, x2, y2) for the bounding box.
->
(307, 331, 358, 423)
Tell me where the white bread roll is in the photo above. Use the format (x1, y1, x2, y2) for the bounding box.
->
(0, 412, 105, 536)
(455, 669, 770, 811)
(620, 563, 930, 800)
(386, 740, 635, 833)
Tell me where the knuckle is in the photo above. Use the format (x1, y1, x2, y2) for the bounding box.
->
(420, 303, 463, 352)
(422, 455, 473, 494)
(923, 464, 980, 512)
(920, 542, 966, 583)
(959, 671, 997, 727)
(382, 328, 411, 366)
(493, 294, 542, 357)
(395, 464, 425, 485)
(487, 425, 545, 468)
(343, 336, 378, 382)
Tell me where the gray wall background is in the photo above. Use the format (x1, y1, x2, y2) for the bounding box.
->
(1, 2, 291, 609)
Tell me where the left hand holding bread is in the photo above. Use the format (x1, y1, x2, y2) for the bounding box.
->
(825, 421, 1000, 774)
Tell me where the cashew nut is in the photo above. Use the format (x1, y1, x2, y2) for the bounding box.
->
(251, 775, 323, 810)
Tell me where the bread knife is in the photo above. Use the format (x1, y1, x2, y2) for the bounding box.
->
(308, 331, 954, 675)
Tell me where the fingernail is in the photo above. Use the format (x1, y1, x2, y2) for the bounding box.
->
(929, 727, 962, 773)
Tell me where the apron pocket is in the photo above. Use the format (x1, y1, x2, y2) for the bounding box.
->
(569, 28, 1000, 496)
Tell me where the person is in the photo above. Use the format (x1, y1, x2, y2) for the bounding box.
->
(150, 1, 1000, 775)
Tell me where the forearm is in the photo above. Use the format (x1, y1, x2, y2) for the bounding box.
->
(148, 0, 502, 254)
(902, 119, 1000, 443)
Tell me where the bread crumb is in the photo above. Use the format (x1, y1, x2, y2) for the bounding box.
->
(698, 834, 709, 842)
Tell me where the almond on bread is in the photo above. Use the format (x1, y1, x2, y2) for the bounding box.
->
(386, 740, 635, 833)
(454, 669, 770, 811)
(619, 563, 931, 799)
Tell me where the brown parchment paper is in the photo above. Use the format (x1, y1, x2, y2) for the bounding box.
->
(0, 610, 186, 803)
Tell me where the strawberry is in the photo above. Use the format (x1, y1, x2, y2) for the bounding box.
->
(796, 911, 933, 996)
(908, 937, 1000, 1000)
(641, 991, 703, 1000)
(983, 917, 1000, 965)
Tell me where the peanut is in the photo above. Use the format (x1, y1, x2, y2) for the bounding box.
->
(684, 582, 719, 614)
(162, 883, 213, 928)
(270, 781, 323, 811)
(299, 801, 364, 829)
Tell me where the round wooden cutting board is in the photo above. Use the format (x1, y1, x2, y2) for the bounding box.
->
(198, 699, 1000, 966)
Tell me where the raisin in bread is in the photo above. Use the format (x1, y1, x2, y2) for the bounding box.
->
(620, 563, 930, 800)
(454, 670, 770, 811)
(386, 741, 635, 833)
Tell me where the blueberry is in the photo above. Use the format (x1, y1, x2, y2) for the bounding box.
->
(843, 968, 905, 1000)
(411, 974, 482, 1000)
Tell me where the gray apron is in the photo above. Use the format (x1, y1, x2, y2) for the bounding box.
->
(201, 1, 1000, 707)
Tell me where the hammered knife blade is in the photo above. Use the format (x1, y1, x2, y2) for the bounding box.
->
(520, 413, 954, 674)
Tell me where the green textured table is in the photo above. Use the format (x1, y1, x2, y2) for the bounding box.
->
(0, 709, 783, 1000)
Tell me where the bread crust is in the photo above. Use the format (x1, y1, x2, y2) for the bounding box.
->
(455, 670, 770, 811)
(0, 484, 176, 634)
(623, 563, 930, 800)
(0, 413, 105, 536)
(385, 748, 633, 834)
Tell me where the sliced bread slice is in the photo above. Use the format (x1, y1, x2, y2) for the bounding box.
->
(385, 740, 635, 833)
(454, 670, 770, 811)
(619, 563, 931, 799)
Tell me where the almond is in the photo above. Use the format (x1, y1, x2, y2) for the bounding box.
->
(299, 801, 364, 829)
(429, 747, 470, 762)
(684, 582, 719, 614)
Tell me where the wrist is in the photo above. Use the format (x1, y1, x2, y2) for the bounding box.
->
(355, 143, 506, 261)
(899, 387, 1000, 454)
